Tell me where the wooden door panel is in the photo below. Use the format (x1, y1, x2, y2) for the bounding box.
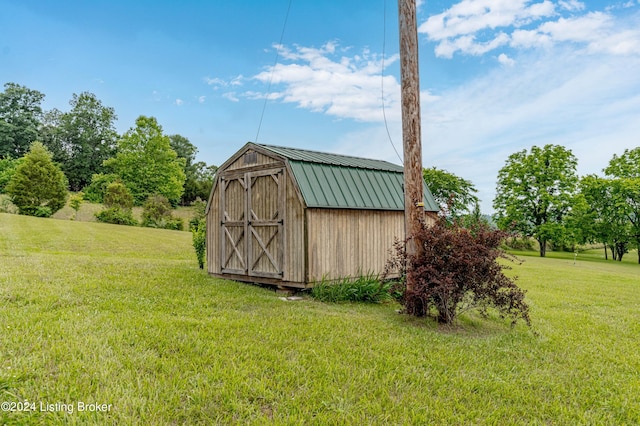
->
(220, 175, 247, 274)
(248, 170, 284, 278)
(219, 168, 285, 279)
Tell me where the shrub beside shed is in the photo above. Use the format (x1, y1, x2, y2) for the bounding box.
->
(205, 142, 438, 288)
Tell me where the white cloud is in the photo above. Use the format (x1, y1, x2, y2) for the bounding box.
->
(419, 0, 555, 41)
(204, 77, 226, 87)
(497, 53, 515, 65)
(510, 11, 640, 55)
(205, 75, 245, 89)
(248, 42, 401, 122)
(175, 98, 184, 106)
(198, 96, 206, 104)
(435, 32, 511, 58)
(420, 1, 640, 58)
(222, 92, 239, 102)
(558, 0, 585, 11)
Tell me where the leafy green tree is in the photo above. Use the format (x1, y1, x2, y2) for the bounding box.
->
(605, 147, 640, 178)
(52, 92, 118, 191)
(0, 157, 23, 193)
(571, 176, 631, 261)
(169, 134, 197, 169)
(38, 108, 64, 160)
(183, 161, 217, 204)
(69, 192, 84, 220)
(604, 148, 640, 263)
(422, 167, 479, 219)
(6, 142, 68, 217)
(83, 173, 119, 203)
(494, 144, 578, 257)
(104, 116, 185, 205)
(0, 83, 45, 158)
(169, 134, 216, 205)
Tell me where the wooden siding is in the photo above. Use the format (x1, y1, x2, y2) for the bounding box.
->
(284, 172, 305, 283)
(206, 184, 221, 275)
(225, 148, 282, 172)
(306, 209, 404, 282)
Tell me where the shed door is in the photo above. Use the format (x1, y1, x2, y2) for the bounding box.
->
(220, 174, 247, 274)
(220, 168, 284, 278)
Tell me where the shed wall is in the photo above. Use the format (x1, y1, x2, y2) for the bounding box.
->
(225, 149, 280, 172)
(206, 183, 220, 275)
(284, 173, 306, 283)
(306, 208, 404, 282)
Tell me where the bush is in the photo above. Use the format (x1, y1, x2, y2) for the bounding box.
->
(95, 207, 137, 226)
(141, 194, 184, 230)
(385, 219, 531, 326)
(83, 173, 118, 203)
(192, 218, 206, 269)
(104, 181, 134, 210)
(0, 195, 18, 214)
(5, 142, 68, 217)
(95, 182, 137, 226)
(310, 273, 392, 303)
(502, 236, 536, 251)
(26, 206, 53, 217)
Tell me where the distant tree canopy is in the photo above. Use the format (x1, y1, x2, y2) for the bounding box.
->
(494, 144, 578, 257)
(44, 92, 118, 191)
(0, 157, 23, 193)
(571, 175, 632, 261)
(603, 147, 640, 263)
(5, 142, 68, 217)
(104, 116, 185, 206)
(170, 134, 216, 205)
(0, 83, 45, 158)
(422, 167, 479, 219)
(1, 81, 221, 218)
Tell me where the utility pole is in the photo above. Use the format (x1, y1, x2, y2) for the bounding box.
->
(398, 0, 424, 293)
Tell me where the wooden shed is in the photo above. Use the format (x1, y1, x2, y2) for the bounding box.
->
(205, 142, 438, 289)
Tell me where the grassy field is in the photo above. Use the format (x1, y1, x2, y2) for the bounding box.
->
(1, 213, 638, 425)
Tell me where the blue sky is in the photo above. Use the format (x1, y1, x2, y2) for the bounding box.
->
(1, 0, 639, 212)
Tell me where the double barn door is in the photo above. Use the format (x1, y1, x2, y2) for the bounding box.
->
(220, 168, 284, 279)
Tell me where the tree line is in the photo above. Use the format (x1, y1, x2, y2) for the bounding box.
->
(0, 82, 216, 209)
(2, 83, 638, 263)
(425, 144, 640, 263)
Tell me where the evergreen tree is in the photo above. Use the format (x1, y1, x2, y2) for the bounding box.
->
(6, 142, 68, 217)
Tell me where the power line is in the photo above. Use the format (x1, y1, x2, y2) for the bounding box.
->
(255, 0, 293, 143)
(382, 0, 403, 165)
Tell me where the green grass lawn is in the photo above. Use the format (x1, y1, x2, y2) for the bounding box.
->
(1, 213, 638, 425)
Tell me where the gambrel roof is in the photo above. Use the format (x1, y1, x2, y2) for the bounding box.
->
(254, 143, 439, 212)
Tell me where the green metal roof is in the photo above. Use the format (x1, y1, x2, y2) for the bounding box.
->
(256, 144, 439, 212)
